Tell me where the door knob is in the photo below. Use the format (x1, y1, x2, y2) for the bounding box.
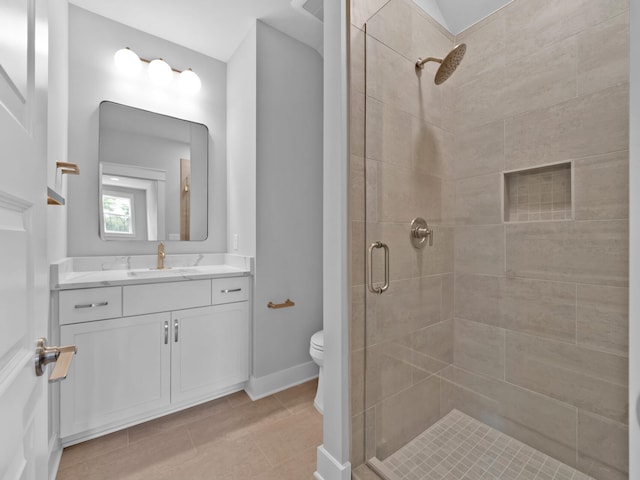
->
(35, 338, 77, 382)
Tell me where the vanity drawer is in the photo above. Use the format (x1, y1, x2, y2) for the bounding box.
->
(59, 287, 122, 325)
(123, 280, 211, 316)
(212, 277, 249, 305)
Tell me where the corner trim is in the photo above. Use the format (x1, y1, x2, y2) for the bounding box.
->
(315, 445, 351, 480)
(245, 361, 318, 400)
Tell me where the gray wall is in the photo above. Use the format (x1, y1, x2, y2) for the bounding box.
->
(67, 6, 227, 255)
(253, 21, 324, 378)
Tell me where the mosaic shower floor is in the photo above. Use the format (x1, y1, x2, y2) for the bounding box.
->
(379, 410, 594, 480)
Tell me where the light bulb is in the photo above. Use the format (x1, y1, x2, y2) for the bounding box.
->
(177, 68, 201, 94)
(148, 58, 173, 86)
(114, 47, 141, 75)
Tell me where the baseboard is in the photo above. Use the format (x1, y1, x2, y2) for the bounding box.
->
(315, 445, 351, 480)
(245, 361, 318, 400)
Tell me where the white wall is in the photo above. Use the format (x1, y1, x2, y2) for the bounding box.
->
(66, 6, 227, 256)
(252, 21, 324, 381)
(47, 0, 69, 264)
(227, 27, 257, 257)
(629, 1, 639, 477)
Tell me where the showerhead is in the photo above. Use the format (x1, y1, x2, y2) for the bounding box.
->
(415, 43, 467, 85)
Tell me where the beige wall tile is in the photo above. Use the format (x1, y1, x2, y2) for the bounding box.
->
(366, 0, 412, 60)
(367, 222, 453, 281)
(500, 277, 577, 342)
(440, 366, 578, 467)
(454, 318, 505, 379)
(366, 98, 412, 169)
(410, 5, 454, 74)
(411, 117, 454, 178)
(376, 161, 442, 223)
(577, 12, 630, 96)
(352, 221, 366, 287)
(504, 0, 628, 63)
(351, 92, 366, 158)
(454, 120, 505, 180)
(350, 155, 365, 223)
(506, 220, 629, 287)
(441, 273, 454, 320)
(367, 34, 443, 124)
(454, 174, 502, 225)
(351, 286, 366, 351)
(454, 66, 506, 130)
(351, 412, 366, 468)
(577, 284, 629, 356)
(574, 151, 629, 220)
(505, 83, 629, 170)
(351, 0, 392, 28)
(455, 274, 577, 342)
(375, 375, 441, 459)
(351, 348, 366, 415)
(455, 225, 505, 275)
(351, 25, 366, 96)
(365, 159, 378, 223)
(577, 411, 629, 480)
(453, 11, 506, 87)
(412, 319, 454, 364)
(501, 36, 578, 119)
(505, 331, 628, 423)
(365, 340, 413, 407)
(366, 275, 442, 345)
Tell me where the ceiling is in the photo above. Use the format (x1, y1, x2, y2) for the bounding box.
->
(68, 0, 323, 62)
(412, 0, 513, 34)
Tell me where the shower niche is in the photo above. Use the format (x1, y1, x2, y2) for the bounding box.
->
(504, 162, 573, 222)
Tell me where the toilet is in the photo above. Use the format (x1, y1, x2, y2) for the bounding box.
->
(309, 330, 324, 414)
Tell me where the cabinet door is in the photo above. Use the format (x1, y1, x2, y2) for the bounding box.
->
(171, 303, 249, 404)
(60, 313, 171, 440)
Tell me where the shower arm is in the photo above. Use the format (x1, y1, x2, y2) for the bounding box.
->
(415, 56, 443, 70)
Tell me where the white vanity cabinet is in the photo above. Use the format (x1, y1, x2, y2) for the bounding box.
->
(57, 275, 250, 445)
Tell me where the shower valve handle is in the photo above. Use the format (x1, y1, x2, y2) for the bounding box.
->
(411, 217, 433, 248)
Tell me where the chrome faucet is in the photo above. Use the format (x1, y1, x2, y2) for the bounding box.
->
(157, 242, 166, 270)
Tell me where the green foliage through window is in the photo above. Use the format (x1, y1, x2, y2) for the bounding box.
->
(103, 194, 133, 234)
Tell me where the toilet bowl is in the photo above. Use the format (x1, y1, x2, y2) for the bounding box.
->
(309, 330, 324, 414)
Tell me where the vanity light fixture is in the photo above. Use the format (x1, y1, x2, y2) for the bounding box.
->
(113, 47, 202, 93)
(147, 58, 173, 86)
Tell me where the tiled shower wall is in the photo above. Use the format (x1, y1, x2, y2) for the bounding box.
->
(349, 0, 456, 468)
(447, 1, 629, 479)
(349, 0, 629, 479)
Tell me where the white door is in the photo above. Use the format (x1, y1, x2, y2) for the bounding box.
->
(171, 303, 249, 404)
(0, 0, 50, 478)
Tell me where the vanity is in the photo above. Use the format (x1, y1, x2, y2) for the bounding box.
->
(51, 254, 253, 446)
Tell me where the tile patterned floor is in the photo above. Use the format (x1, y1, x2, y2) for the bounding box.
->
(381, 410, 595, 480)
(56, 379, 321, 480)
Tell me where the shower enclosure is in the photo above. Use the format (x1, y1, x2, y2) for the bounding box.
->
(350, 1, 630, 479)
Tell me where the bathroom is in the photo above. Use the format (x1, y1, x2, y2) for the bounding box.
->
(0, 0, 638, 479)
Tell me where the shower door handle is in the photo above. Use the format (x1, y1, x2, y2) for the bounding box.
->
(368, 241, 390, 295)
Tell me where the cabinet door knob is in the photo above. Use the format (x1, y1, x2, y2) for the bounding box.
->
(164, 321, 169, 344)
(174, 319, 179, 343)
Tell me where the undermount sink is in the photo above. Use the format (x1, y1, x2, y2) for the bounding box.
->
(127, 267, 198, 278)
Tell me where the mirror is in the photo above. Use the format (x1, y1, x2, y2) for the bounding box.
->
(98, 101, 208, 241)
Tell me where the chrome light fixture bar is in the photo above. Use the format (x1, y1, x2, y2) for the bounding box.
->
(114, 47, 202, 94)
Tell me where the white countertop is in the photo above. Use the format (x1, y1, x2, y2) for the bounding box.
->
(51, 254, 253, 290)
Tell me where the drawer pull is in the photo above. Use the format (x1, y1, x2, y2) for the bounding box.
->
(174, 319, 179, 343)
(221, 288, 242, 293)
(268, 299, 295, 309)
(164, 321, 169, 345)
(74, 301, 109, 309)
